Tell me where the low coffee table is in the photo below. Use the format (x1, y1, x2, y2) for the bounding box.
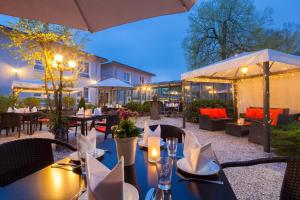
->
(225, 122, 251, 137)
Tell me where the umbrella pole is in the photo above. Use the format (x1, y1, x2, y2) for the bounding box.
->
(263, 61, 271, 153)
(182, 80, 186, 129)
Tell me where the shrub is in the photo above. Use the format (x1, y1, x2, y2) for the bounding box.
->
(62, 96, 76, 110)
(0, 95, 9, 112)
(22, 97, 40, 109)
(271, 122, 300, 156)
(142, 101, 151, 113)
(124, 101, 142, 112)
(86, 103, 96, 111)
(78, 97, 86, 110)
(185, 99, 229, 123)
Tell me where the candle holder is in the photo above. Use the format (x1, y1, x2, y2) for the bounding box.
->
(148, 136, 160, 163)
(237, 118, 245, 125)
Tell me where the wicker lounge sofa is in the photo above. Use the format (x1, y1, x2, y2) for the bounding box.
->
(199, 108, 234, 131)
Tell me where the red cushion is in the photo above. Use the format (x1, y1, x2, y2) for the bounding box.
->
(254, 108, 264, 119)
(38, 118, 49, 123)
(270, 109, 284, 126)
(210, 109, 221, 118)
(199, 108, 214, 118)
(95, 126, 106, 133)
(217, 108, 228, 118)
(245, 108, 257, 119)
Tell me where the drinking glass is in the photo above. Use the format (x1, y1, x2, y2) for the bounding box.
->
(156, 157, 173, 190)
(166, 138, 178, 157)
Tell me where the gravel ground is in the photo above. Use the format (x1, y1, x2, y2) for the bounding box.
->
(0, 116, 285, 200)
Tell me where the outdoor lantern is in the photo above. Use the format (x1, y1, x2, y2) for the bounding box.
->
(54, 54, 63, 64)
(148, 136, 160, 163)
(241, 66, 249, 74)
(68, 60, 76, 68)
(12, 68, 21, 74)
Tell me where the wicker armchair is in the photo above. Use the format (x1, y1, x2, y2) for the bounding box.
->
(149, 124, 185, 143)
(221, 157, 300, 200)
(0, 138, 76, 187)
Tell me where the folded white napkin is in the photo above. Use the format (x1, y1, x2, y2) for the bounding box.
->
(77, 128, 97, 156)
(142, 122, 161, 145)
(7, 107, 13, 112)
(183, 132, 213, 173)
(31, 107, 38, 112)
(86, 154, 124, 200)
(93, 107, 101, 116)
(77, 107, 84, 115)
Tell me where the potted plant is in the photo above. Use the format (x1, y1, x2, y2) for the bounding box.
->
(112, 108, 140, 166)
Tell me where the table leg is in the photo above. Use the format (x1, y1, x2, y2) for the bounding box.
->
(81, 121, 85, 136)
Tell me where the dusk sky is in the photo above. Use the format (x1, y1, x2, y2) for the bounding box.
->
(1, 0, 300, 82)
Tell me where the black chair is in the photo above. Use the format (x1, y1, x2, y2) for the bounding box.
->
(0, 138, 76, 187)
(0, 113, 21, 137)
(94, 114, 120, 139)
(221, 157, 300, 200)
(149, 124, 185, 143)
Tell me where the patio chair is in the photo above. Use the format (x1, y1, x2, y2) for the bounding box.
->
(149, 124, 185, 143)
(221, 157, 300, 200)
(0, 113, 21, 137)
(0, 138, 76, 187)
(94, 114, 120, 139)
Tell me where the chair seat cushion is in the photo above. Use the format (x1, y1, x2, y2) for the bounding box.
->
(199, 108, 214, 118)
(95, 126, 106, 133)
(38, 118, 49, 123)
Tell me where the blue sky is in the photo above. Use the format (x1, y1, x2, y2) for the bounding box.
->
(1, 0, 300, 82)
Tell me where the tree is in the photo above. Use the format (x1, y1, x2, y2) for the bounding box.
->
(183, 0, 272, 69)
(0, 19, 88, 141)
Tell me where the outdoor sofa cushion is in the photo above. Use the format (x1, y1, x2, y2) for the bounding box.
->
(199, 108, 228, 119)
(245, 107, 285, 126)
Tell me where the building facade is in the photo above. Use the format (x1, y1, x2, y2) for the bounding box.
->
(0, 31, 155, 106)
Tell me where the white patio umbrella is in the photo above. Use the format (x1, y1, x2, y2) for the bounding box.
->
(0, 0, 196, 32)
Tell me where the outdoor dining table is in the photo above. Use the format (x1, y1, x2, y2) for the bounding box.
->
(14, 112, 40, 135)
(0, 139, 237, 200)
(67, 114, 107, 136)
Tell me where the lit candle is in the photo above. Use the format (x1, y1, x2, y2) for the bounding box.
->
(148, 136, 160, 163)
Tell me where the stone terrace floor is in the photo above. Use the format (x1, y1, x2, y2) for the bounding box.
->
(0, 116, 285, 200)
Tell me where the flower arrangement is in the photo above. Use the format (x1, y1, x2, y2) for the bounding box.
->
(112, 108, 141, 138)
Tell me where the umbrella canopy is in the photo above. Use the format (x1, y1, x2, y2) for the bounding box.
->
(0, 0, 196, 32)
(12, 79, 81, 94)
(89, 78, 133, 88)
(181, 49, 300, 81)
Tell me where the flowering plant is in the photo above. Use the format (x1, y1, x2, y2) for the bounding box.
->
(112, 108, 141, 138)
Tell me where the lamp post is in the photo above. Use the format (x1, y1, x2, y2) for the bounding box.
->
(52, 53, 76, 141)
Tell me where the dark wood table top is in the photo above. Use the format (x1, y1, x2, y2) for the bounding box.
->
(0, 139, 237, 200)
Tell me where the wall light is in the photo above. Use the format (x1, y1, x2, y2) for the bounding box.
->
(91, 79, 98, 84)
(241, 66, 249, 75)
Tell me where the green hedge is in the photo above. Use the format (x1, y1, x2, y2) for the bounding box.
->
(271, 122, 300, 156)
(186, 99, 230, 123)
(123, 101, 151, 113)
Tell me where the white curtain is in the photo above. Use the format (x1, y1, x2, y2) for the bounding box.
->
(237, 72, 300, 114)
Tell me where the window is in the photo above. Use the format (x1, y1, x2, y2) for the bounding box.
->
(34, 60, 44, 71)
(140, 76, 145, 84)
(124, 72, 131, 83)
(83, 88, 89, 101)
(79, 62, 90, 78)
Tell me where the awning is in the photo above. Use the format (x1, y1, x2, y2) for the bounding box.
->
(12, 79, 81, 94)
(0, 0, 196, 32)
(181, 49, 300, 81)
(89, 78, 133, 88)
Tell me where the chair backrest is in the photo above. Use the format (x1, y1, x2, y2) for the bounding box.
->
(0, 138, 75, 187)
(280, 158, 300, 200)
(149, 124, 185, 143)
(0, 113, 21, 128)
(105, 114, 120, 133)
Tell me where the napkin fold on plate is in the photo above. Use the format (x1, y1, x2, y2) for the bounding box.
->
(183, 131, 213, 173)
(77, 107, 84, 115)
(142, 122, 161, 145)
(77, 128, 97, 156)
(93, 107, 102, 115)
(31, 107, 38, 112)
(7, 107, 13, 112)
(86, 154, 124, 200)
